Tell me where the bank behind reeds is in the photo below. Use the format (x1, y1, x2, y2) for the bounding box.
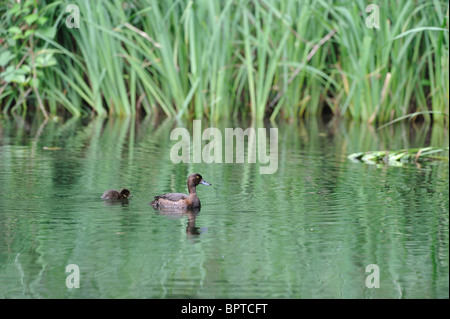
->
(0, 0, 448, 123)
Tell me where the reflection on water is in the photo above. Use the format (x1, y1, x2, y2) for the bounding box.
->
(155, 207, 203, 237)
(102, 198, 131, 207)
(0, 116, 448, 298)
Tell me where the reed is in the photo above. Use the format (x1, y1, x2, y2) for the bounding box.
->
(0, 0, 448, 124)
(348, 146, 450, 166)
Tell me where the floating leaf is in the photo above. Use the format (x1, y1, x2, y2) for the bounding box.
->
(37, 17, 48, 26)
(10, 4, 21, 16)
(0, 65, 29, 84)
(0, 51, 15, 67)
(8, 27, 22, 35)
(24, 29, 35, 37)
(35, 53, 58, 68)
(36, 27, 56, 39)
(348, 147, 449, 166)
(20, 64, 32, 73)
(6, 37, 16, 47)
(24, 14, 39, 25)
(11, 74, 27, 84)
(30, 78, 40, 88)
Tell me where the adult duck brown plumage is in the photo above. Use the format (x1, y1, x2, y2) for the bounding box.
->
(150, 173, 211, 209)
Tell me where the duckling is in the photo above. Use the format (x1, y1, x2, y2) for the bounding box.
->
(101, 188, 131, 200)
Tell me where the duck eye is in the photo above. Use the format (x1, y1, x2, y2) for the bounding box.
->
(197, 176, 199, 179)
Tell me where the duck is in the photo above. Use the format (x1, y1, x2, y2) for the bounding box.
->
(101, 188, 131, 200)
(150, 173, 211, 209)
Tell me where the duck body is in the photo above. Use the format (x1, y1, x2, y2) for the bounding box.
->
(101, 188, 131, 200)
(150, 173, 211, 209)
(152, 193, 200, 208)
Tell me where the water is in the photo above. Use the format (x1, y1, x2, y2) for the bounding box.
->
(0, 116, 448, 299)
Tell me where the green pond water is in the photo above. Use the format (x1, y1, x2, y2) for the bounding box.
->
(0, 116, 448, 299)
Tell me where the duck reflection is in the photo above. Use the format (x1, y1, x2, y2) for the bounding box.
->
(102, 198, 130, 206)
(186, 209, 201, 236)
(153, 206, 203, 236)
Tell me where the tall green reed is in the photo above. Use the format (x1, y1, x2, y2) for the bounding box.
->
(0, 0, 448, 124)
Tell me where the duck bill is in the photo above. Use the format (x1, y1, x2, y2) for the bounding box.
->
(200, 179, 211, 186)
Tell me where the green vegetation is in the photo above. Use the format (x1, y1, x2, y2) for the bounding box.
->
(349, 146, 450, 166)
(0, 0, 448, 123)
